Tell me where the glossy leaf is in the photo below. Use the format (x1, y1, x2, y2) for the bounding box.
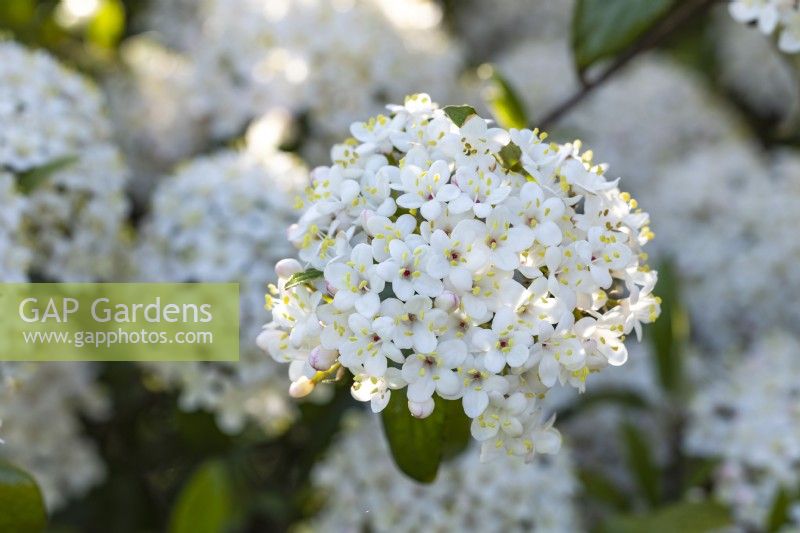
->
(0, 461, 47, 532)
(283, 268, 323, 290)
(169, 461, 234, 533)
(381, 394, 470, 483)
(572, 0, 675, 71)
(443, 105, 478, 127)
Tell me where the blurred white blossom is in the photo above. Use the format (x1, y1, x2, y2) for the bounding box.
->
(0, 42, 130, 281)
(685, 333, 800, 530)
(310, 412, 582, 533)
(0, 363, 108, 510)
(137, 133, 308, 434)
(729, 0, 800, 53)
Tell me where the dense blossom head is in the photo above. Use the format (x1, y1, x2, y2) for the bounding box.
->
(258, 94, 660, 460)
(310, 412, 582, 532)
(729, 0, 800, 53)
(0, 42, 130, 281)
(137, 140, 308, 434)
(685, 333, 800, 529)
(0, 362, 108, 510)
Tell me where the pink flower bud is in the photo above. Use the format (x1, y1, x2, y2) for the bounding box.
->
(435, 291, 459, 311)
(289, 376, 315, 398)
(408, 398, 434, 418)
(275, 258, 303, 280)
(309, 346, 338, 371)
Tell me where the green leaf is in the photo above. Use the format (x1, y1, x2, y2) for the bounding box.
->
(283, 268, 323, 290)
(443, 105, 478, 127)
(603, 501, 731, 533)
(0, 461, 47, 532)
(650, 260, 688, 394)
(766, 487, 792, 532)
(481, 67, 528, 129)
(440, 396, 471, 460)
(381, 394, 470, 483)
(15, 155, 77, 194)
(497, 142, 523, 172)
(579, 468, 630, 511)
(169, 461, 234, 533)
(572, 0, 676, 71)
(87, 0, 125, 48)
(621, 422, 661, 506)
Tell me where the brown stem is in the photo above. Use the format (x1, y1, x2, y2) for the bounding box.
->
(537, 0, 720, 130)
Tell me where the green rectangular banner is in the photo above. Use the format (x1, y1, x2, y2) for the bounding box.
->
(0, 283, 239, 361)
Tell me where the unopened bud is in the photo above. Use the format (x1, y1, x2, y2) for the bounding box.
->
(275, 258, 303, 280)
(359, 209, 375, 229)
(408, 398, 434, 418)
(309, 346, 338, 371)
(435, 291, 459, 311)
(289, 376, 315, 398)
(255, 329, 272, 353)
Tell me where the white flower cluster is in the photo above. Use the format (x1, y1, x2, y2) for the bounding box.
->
(137, 132, 308, 434)
(180, 0, 462, 158)
(0, 362, 108, 510)
(0, 42, 130, 281)
(685, 333, 800, 530)
(258, 94, 660, 460)
(310, 412, 582, 533)
(0, 172, 29, 281)
(729, 0, 800, 53)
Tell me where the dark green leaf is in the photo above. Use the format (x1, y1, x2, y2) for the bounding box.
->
(381, 394, 470, 482)
(169, 461, 234, 533)
(283, 268, 323, 290)
(15, 155, 77, 194)
(381, 391, 444, 483)
(650, 260, 688, 394)
(440, 397, 471, 460)
(621, 422, 661, 506)
(572, 0, 676, 71)
(443, 105, 478, 127)
(603, 501, 731, 533)
(579, 468, 630, 510)
(767, 487, 792, 532)
(0, 461, 47, 532)
(482, 67, 528, 129)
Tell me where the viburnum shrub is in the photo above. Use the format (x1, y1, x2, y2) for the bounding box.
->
(258, 93, 660, 469)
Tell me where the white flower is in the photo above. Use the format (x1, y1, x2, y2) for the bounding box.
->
(380, 296, 447, 353)
(401, 339, 467, 403)
(395, 159, 460, 220)
(324, 243, 385, 318)
(375, 239, 442, 300)
(471, 308, 534, 373)
(340, 313, 403, 376)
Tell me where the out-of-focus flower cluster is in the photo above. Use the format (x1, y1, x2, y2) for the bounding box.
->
(729, 0, 800, 53)
(0, 41, 130, 282)
(135, 120, 308, 434)
(0, 363, 108, 510)
(685, 333, 800, 530)
(258, 93, 660, 460)
(161, 0, 462, 161)
(310, 412, 582, 533)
